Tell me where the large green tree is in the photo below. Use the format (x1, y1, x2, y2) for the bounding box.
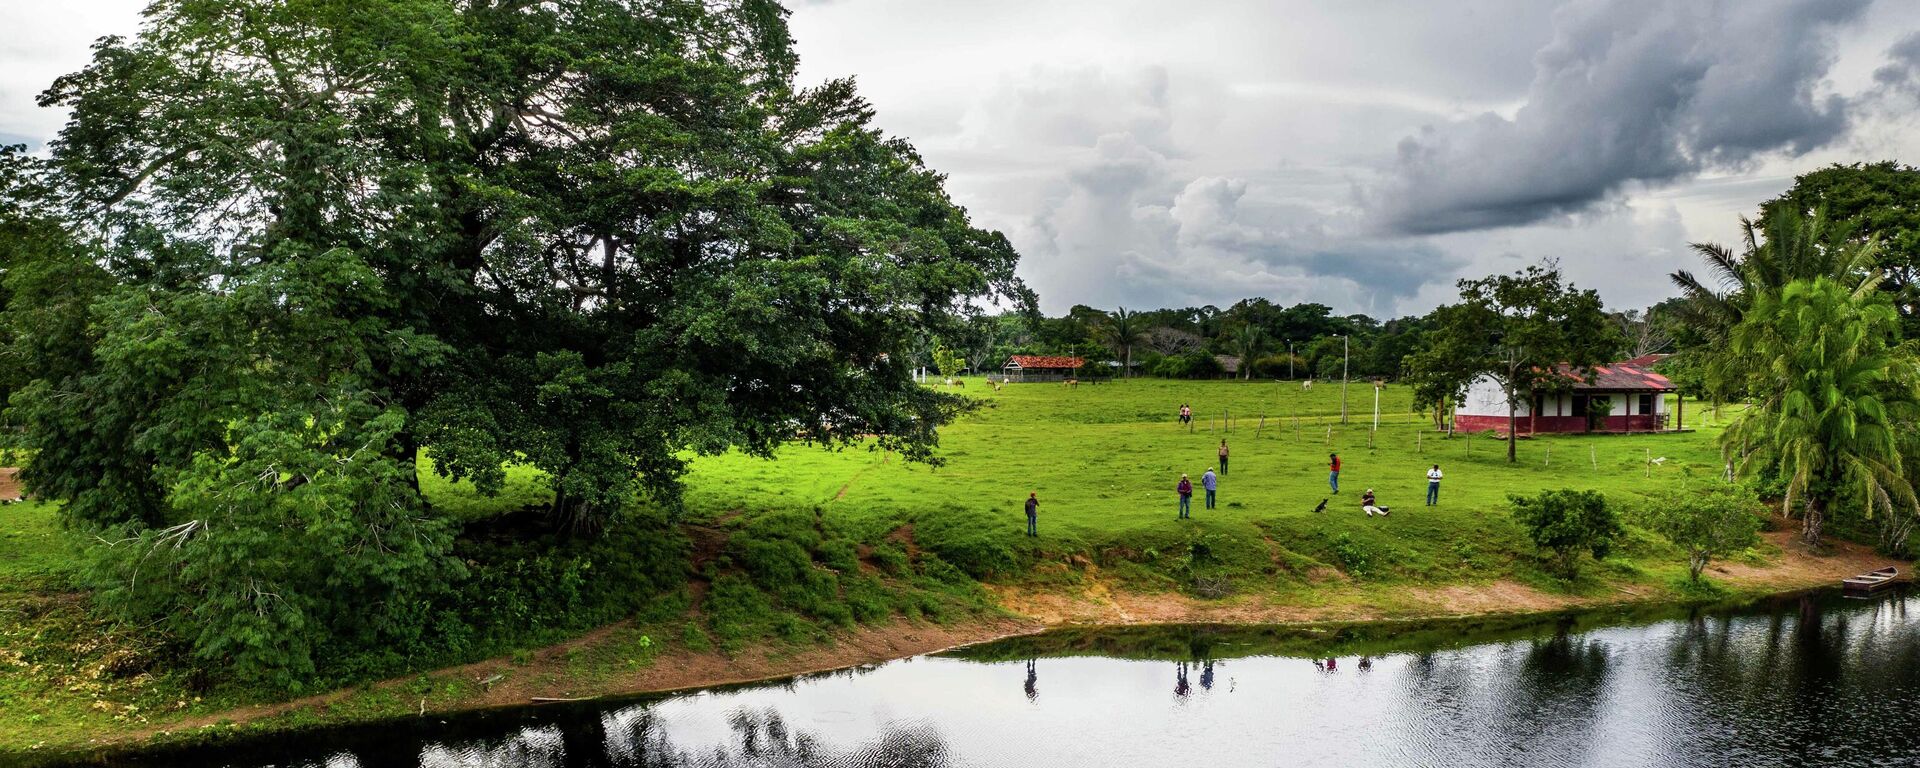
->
(1757, 161, 1920, 333)
(1411, 265, 1617, 462)
(1668, 212, 1879, 403)
(1722, 276, 1919, 548)
(13, 0, 1027, 682)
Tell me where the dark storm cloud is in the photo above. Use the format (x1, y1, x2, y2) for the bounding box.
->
(1875, 32, 1920, 92)
(1371, 0, 1872, 236)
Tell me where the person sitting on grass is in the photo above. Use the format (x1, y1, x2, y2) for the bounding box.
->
(1361, 488, 1390, 517)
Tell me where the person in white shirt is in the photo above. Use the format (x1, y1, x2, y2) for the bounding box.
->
(1426, 464, 1443, 506)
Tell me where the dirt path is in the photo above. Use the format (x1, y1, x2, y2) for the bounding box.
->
(988, 528, 1901, 625)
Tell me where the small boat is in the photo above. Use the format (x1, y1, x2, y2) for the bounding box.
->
(1842, 566, 1900, 593)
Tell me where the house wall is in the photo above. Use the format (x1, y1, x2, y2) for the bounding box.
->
(1458, 376, 1519, 418)
(1455, 392, 1671, 433)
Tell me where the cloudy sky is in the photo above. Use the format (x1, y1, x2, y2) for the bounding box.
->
(7, 1, 1920, 317)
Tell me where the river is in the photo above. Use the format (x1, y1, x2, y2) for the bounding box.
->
(78, 588, 1920, 767)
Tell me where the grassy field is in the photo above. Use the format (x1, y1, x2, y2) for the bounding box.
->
(677, 377, 1737, 593)
(1, 376, 1791, 759)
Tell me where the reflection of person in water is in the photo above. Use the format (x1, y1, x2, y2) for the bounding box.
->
(1024, 659, 1038, 702)
(1175, 662, 1191, 698)
(1358, 657, 1373, 671)
(1326, 658, 1338, 672)
(1200, 660, 1215, 691)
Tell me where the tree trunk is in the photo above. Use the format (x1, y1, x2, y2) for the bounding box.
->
(1802, 497, 1825, 549)
(1506, 391, 1518, 463)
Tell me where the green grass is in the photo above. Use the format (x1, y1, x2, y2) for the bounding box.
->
(672, 377, 1733, 593)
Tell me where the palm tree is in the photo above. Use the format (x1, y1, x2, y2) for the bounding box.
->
(1670, 212, 1879, 348)
(1724, 276, 1919, 548)
(1230, 325, 1268, 380)
(1101, 307, 1149, 379)
(1670, 211, 1882, 403)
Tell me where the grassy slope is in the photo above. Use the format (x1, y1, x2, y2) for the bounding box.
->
(0, 377, 1824, 759)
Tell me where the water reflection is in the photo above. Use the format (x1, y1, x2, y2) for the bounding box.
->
(82, 589, 1920, 768)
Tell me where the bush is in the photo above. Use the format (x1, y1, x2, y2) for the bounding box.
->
(1632, 485, 1764, 582)
(1151, 351, 1224, 379)
(1250, 354, 1305, 379)
(1510, 489, 1622, 578)
(1328, 532, 1373, 578)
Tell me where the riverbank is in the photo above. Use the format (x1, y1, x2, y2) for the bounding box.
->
(22, 526, 1897, 766)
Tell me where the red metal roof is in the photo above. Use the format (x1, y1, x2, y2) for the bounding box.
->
(1620, 353, 1670, 368)
(1005, 355, 1084, 369)
(1564, 361, 1674, 392)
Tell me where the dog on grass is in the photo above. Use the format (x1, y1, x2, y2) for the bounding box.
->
(1310, 498, 1328, 514)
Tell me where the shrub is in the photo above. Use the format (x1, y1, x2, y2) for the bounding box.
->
(914, 508, 1018, 578)
(1250, 354, 1305, 379)
(1151, 351, 1224, 379)
(1509, 489, 1622, 578)
(1632, 485, 1764, 582)
(1328, 532, 1372, 578)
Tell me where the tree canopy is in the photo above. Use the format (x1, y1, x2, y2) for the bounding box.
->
(5, 0, 1027, 684)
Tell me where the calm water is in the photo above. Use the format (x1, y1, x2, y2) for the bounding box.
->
(80, 589, 1920, 768)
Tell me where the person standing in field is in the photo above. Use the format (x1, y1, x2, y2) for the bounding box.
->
(1179, 403, 1192, 425)
(1177, 474, 1194, 519)
(1426, 464, 1443, 506)
(1218, 439, 1230, 474)
(1201, 468, 1218, 509)
(1328, 453, 1341, 494)
(1024, 492, 1039, 537)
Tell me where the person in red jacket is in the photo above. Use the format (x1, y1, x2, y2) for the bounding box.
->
(1177, 474, 1194, 519)
(1329, 453, 1342, 494)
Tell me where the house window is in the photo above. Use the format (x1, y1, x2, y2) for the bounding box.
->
(1639, 394, 1655, 414)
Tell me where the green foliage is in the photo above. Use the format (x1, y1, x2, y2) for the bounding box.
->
(84, 407, 459, 691)
(915, 507, 1019, 579)
(932, 342, 965, 382)
(1328, 532, 1373, 578)
(1101, 308, 1149, 377)
(10, 0, 1028, 687)
(1509, 489, 1623, 578)
(1669, 210, 1883, 403)
(1758, 161, 1920, 336)
(1631, 485, 1764, 582)
(1151, 350, 1225, 379)
(1722, 275, 1918, 547)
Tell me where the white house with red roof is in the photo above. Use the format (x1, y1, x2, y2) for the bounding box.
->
(1454, 357, 1680, 434)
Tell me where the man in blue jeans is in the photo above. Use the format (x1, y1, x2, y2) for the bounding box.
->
(1177, 474, 1193, 519)
(1329, 453, 1341, 494)
(1201, 468, 1218, 509)
(1426, 465, 1443, 506)
(1025, 492, 1040, 536)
